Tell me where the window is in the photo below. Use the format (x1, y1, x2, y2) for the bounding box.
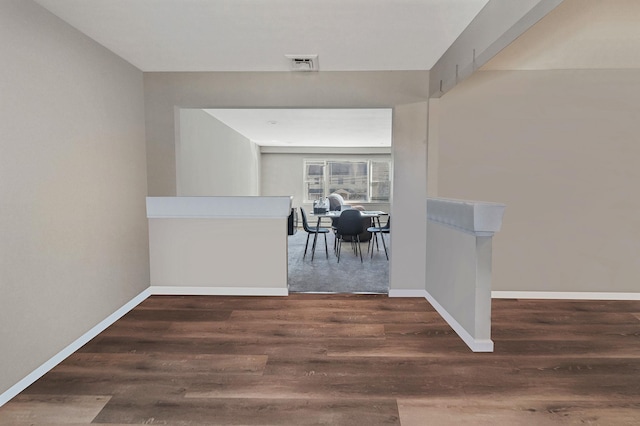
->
(370, 160, 391, 202)
(303, 161, 325, 201)
(303, 159, 391, 203)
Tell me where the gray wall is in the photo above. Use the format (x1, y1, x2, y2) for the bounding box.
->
(177, 109, 260, 196)
(426, 221, 493, 348)
(437, 69, 640, 294)
(391, 102, 429, 291)
(0, 0, 149, 396)
(144, 71, 430, 196)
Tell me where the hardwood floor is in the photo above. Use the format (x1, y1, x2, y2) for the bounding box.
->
(1, 294, 639, 425)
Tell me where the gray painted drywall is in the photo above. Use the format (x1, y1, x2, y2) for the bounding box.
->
(0, 0, 149, 397)
(144, 71, 430, 196)
(426, 221, 492, 343)
(390, 102, 429, 290)
(149, 217, 287, 290)
(177, 109, 260, 196)
(438, 69, 640, 293)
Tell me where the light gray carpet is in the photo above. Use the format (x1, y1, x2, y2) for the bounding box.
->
(287, 228, 389, 294)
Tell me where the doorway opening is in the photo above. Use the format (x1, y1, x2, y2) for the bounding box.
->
(178, 108, 393, 294)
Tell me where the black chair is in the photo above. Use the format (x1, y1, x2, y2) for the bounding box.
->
(367, 216, 390, 260)
(327, 193, 345, 252)
(335, 209, 365, 263)
(300, 207, 330, 260)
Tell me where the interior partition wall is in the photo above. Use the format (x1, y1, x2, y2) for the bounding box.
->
(144, 71, 431, 293)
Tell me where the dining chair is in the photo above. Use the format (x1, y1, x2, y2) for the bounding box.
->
(367, 216, 390, 260)
(328, 194, 346, 253)
(300, 207, 330, 260)
(327, 193, 345, 211)
(335, 209, 365, 263)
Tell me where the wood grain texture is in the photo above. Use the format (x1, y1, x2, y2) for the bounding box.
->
(0, 395, 110, 425)
(0, 295, 638, 425)
(397, 396, 640, 426)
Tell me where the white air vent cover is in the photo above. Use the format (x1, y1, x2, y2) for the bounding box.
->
(285, 54, 319, 72)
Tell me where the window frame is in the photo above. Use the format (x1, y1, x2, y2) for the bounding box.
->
(302, 158, 391, 203)
(303, 160, 326, 203)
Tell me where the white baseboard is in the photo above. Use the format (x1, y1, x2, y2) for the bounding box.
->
(423, 290, 494, 353)
(492, 291, 640, 300)
(388, 289, 428, 298)
(394, 289, 640, 301)
(0, 288, 151, 407)
(149, 286, 288, 296)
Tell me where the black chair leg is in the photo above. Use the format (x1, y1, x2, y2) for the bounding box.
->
(303, 233, 310, 258)
(370, 232, 375, 258)
(368, 232, 380, 257)
(324, 233, 329, 258)
(357, 235, 363, 262)
(311, 231, 318, 260)
(381, 233, 388, 260)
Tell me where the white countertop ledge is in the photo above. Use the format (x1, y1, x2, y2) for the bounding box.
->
(146, 196, 293, 219)
(427, 197, 506, 236)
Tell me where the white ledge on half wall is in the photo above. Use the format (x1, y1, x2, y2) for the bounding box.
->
(146, 196, 292, 219)
(427, 196, 506, 236)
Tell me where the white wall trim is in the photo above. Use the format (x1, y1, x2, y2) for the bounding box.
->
(0, 288, 151, 407)
(260, 146, 392, 155)
(427, 197, 506, 237)
(492, 291, 640, 300)
(388, 289, 429, 298)
(149, 286, 289, 296)
(424, 290, 494, 353)
(146, 196, 292, 219)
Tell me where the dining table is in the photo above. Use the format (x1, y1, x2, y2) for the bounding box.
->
(312, 209, 388, 229)
(311, 209, 388, 259)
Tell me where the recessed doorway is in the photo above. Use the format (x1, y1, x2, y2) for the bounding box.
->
(180, 108, 393, 294)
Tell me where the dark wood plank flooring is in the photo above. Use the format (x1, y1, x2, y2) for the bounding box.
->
(1, 294, 639, 425)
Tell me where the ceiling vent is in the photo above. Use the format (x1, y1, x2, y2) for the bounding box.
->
(285, 54, 319, 72)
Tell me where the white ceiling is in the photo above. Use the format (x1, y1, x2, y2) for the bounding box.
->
(33, 0, 489, 72)
(205, 108, 392, 147)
